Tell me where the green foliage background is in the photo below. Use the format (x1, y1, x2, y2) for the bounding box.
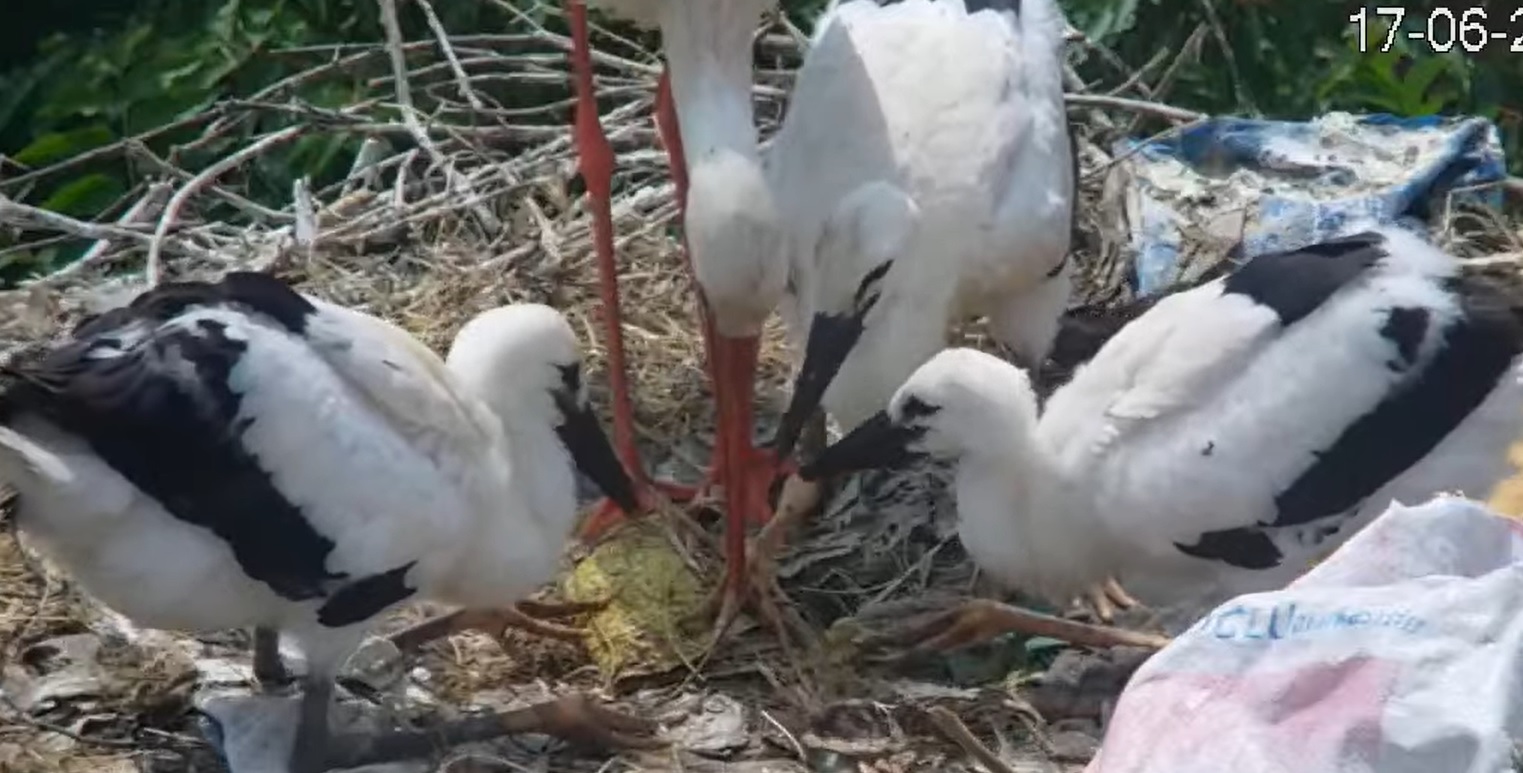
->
(1, 0, 1520, 286)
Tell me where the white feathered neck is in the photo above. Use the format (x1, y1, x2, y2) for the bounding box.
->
(659, 0, 787, 336)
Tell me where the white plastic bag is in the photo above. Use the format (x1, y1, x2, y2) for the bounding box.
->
(1088, 496, 1523, 773)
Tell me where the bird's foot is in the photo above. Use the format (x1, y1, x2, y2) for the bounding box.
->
(1076, 576, 1141, 624)
(511, 693, 663, 750)
(702, 475, 824, 653)
(323, 695, 662, 770)
(864, 598, 1171, 661)
(698, 443, 792, 527)
(697, 572, 813, 669)
(582, 440, 790, 544)
(458, 602, 605, 645)
(735, 445, 797, 525)
(579, 495, 644, 544)
(674, 440, 797, 520)
(388, 599, 610, 654)
(577, 476, 715, 545)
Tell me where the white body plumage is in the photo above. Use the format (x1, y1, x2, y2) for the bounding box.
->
(773, 0, 1074, 437)
(0, 278, 630, 678)
(805, 226, 1523, 624)
(591, 0, 786, 337)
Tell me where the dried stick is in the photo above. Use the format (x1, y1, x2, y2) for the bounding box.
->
(68, 183, 174, 274)
(374, 0, 502, 231)
(1103, 44, 1173, 99)
(1065, 94, 1203, 124)
(0, 194, 161, 246)
(145, 126, 306, 286)
(926, 707, 1021, 773)
(126, 140, 292, 222)
(412, 0, 485, 109)
(345, 137, 392, 194)
(1125, 25, 1208, 135)
(292, 177, 318, 250)
(1196, 0, 1256, 115)
(484, 0, 662, 77)
(0, 112, 215, 192)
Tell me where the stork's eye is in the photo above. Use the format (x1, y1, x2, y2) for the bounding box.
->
(900, 395, 940, 421)
(557, 363, 582, 395)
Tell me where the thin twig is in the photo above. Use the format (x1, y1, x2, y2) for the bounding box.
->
(0, 693, 138, 750)
(126, 140, 291, 222)
(1126, 24, 1208, 135)
(145, 126, 306, 285)
(0, 195, 174, 248)
(413, 0, 486, 109)
(485, 0, 662, 76)
(375, 0, 502, 231)
(1086, 116, 1212, 181)
(926, 706, 1020, 773)
(1066, 93, 1204, 123)
(0, 112, 216, 192)
(1104, 45, 1172, 99)
(1195, 0, 1256, 115)
(66, 183, 174, 278)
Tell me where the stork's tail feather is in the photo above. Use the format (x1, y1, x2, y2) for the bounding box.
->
(0, 426, 72, 487)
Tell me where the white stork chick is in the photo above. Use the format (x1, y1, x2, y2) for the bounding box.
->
(771, 0, 1075, 460)
(802, 226, 1523, 651)
(0, 273, 652, 773)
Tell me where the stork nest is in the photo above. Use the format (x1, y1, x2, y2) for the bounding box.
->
(2, 7, 1522, 773)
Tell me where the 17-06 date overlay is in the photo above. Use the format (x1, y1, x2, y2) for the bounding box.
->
(1349, 6, 1522, 54)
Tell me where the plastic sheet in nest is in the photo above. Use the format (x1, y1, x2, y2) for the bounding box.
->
(560, 513, 710, 684)
(1485, 440, 1523, 519)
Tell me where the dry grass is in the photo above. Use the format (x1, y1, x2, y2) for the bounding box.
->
(0, 8, 1520, 773)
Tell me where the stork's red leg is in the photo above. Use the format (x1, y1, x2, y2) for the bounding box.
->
(652, 66, 795, 641)
(714, 334, 794, 526)
(653, 69, 792, 509)
(565, 0, 656, 540)
(706, 333, 803, 642)
(643, 68, 715, 505)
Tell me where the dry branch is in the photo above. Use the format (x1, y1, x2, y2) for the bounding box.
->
(145, 126, 306, 286)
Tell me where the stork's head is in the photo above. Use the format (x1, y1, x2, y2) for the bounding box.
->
(685, 149, 788, 337)
(446, 304, 638, 514)
(773, 182, 922, 459)
(800, 348, 1038, 479)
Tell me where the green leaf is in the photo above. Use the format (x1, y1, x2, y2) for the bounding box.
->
(1402, 56, 1451, 105)
(38, 174, 124, 217)
(11, 125, 115, 167)
(159, 60, 207, 90)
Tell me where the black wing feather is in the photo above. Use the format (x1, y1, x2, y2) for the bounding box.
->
(1175, 264, 1523, 569)
(1, 273, 342, 601)
(1220, 232, 1388, 327)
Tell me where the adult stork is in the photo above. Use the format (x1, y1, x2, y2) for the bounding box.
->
(803, 225, 1523, 651)
(716, 0, 1075, 603)
(0, 273, 655, 773)
(562, 0, 791, 624)
(768, 0, 1075, 469)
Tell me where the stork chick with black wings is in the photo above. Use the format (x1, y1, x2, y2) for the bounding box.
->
(0, 273, 653, 773)
(803, 225, 1523, 652)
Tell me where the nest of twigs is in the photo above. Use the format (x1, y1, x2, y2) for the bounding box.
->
(0, 6, 1520, 773)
